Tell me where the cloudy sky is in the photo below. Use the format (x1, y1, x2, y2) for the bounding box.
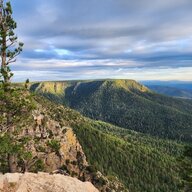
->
(10, 0, 192, 82)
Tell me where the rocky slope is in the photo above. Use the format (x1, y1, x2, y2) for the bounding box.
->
(0, 172, 98, 192)
(11, 106, 88, 177)
(0, 93, 128, 192)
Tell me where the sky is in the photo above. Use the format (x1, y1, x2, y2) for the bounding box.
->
(10, 0, 192, 82)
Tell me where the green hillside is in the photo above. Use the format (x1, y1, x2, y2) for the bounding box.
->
(30, 79, 192, 142)
(35, 95, 185, 192)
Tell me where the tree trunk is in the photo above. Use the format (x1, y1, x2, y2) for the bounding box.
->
(7, 113, 17, 173)
(1, 9, 15, 171)
(2, 28, 8, 84)
(8, 154, 17, 173)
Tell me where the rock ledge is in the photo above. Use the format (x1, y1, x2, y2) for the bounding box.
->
(0, 172, 99, 192)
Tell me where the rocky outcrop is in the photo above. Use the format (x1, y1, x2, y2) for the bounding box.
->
(0, 99, 128, 191)
(17, 109, 88, 177)
(0, 172, 99, 192)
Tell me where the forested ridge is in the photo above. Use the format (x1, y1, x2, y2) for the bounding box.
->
(30, 79, 192, 142)
(28, 80, 192, 191)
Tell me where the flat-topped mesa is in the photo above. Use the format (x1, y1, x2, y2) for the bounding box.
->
(29, 79, 151, 94)
(29, 79, 192, 142)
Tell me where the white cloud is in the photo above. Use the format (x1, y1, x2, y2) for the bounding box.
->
(11, 0, 192, 81)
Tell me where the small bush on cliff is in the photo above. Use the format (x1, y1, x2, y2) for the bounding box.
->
(47, 139, 60, 153)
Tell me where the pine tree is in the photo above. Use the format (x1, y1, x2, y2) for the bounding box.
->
(25, 78, 29, 89)
(0, 0, 23, 85)
(0, 0, 34, 173)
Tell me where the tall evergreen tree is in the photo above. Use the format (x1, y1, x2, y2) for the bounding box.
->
(0, 0, 34, 173)
(0, 0, 22, 173)
(0, 0, 23, 87)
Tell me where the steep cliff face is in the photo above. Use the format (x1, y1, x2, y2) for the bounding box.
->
(0, 172, 99, 192)
(17, 108, 88, 178)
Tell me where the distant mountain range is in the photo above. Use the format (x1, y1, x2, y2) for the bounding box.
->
(147, 85, 192, 99)
(142, 81, 192, 90)
(29, 79, 192, 142)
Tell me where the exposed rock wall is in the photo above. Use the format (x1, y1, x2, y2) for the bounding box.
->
(17, 109, 88, 177)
